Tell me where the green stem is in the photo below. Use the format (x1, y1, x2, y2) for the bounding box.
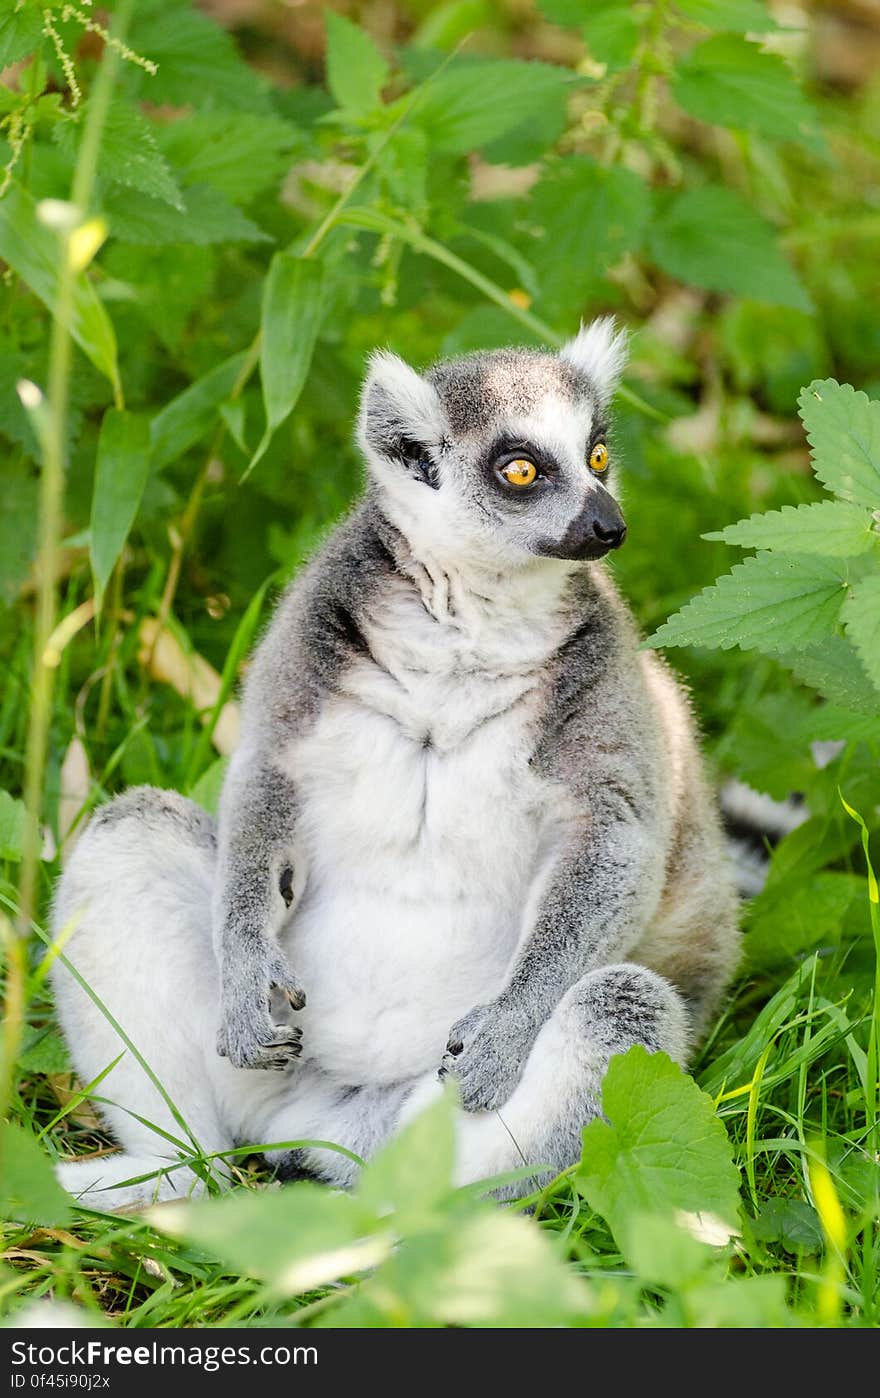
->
(330, 207, 668, 422)
(9, 0, 135, 1108)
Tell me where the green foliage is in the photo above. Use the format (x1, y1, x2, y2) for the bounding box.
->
(578, 1048, 741, 1256)
(2, 0, 879, 1333)
(648, 379, 880, 711)
(90, 409, 151, 606)
(648, 187, 811, 311)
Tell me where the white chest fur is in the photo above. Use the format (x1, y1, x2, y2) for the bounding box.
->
(282, 560, 573, 1084)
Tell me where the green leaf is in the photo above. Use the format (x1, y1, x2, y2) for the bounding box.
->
(187, 757, 228, 818)
(583, 1, 642, 71)
(126, 2, 271, 112)
(625, 1212, 721, 1289)
(0, 789, 27, 861)
(357, 1092, 455, 1231)
(158, 113, 303, 203)
(531, 158, 651, 317)
(373, 1208, 591, 1327)
(798, 379, 880, 509)
(245, 254, 325, 479)
(648, 186, 811, 311)
(152, 1183, 388, 1295)
(843, 575, 880, 695)
(407, 59, 574, 155)
(646, 552, 846, 654)
(150, 351, 249, 471)
(673, 36, 820, 148)
(55, 99, 183, 209)
(750, 1198, 823, 1254)
(90, 409, 151, 607)
(0, 7, 43, 68)
(673, 0, 778, 31)
(325, 11, 389, 114)
(0, 1121, 71, 1227)
(683, 1275, 793, 1327)
(0, 460, 38, 607)
(781, 635, 879, 714)
(102, 182, 269, 247)
(745, 872, 863, 968)
(577, 1048, 741, 1256)
(704, 501, 877, 557)
(0, 184, 119, 389)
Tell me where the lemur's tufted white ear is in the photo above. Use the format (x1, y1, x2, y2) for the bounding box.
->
(559, 317, 628, 406)
(358, 350, 446, 467)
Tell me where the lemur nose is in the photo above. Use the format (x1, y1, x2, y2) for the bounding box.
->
(593, 518, 627, 549)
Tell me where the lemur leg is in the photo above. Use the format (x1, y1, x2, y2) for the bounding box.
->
(266, 964, 687, 1199)
(442, 963, 690, 1198)
(51, 789, 263, 1211)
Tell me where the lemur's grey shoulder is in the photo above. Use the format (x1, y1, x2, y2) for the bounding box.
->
(242, 495, 400, 735)
(533, 568, 662, 795)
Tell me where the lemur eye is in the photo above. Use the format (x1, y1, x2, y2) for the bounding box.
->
(499, 458, 537, 488)
(589, 442, 609, 472)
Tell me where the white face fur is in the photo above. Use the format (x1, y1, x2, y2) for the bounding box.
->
(357, 317, 629, 574)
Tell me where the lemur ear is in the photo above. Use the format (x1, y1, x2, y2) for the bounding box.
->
(559, 317, 628, 406)
(358, 350, 446, 481)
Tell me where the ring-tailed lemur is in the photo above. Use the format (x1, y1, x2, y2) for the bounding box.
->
(51, 319, 741, 1210)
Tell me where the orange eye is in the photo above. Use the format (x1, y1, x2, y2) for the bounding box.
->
(590, 442, 609, 472)
(500, 458, 537, 488)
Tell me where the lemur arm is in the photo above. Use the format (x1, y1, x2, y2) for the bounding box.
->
(213, 744, 306, 1070)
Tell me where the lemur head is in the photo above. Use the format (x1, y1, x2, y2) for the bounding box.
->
(358, 317, 628, 571)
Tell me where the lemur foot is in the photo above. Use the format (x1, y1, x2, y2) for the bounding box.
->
(439, 1001, 535, 1113)
(217, 950, 306, 1071)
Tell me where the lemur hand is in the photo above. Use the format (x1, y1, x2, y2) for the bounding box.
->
(216, 944, 306, 1071)
(439, 1000, 536, 1112)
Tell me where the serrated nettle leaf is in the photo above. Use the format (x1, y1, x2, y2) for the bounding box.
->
(405, 59, 575, 155)
(843, 575, 880, 696)
(55, 100, 184, 210)
(648, 186, 811, 312)
(125, 3, 272, 112)
(150, 1182, 388, 1295)
(0, 185, 119, 389)
(102, 182, 270, 248)
(798, 379, 880, 509)
(150, 351, 249, 471)
(745, 871, 863, 968)
(90, 409, 152, 608)
(704, 501, 876, 557)
(780, 634, 879, 715)
(583, 1, 643, 71)
(577, 1048, 741, 1258)
(0, 7, 43, 68)
(646, 552, 846, 655)
(673, 0, 778, 32)
(325, 11, 389, 115)
(531, 157, 650, 317)
(244, 254, 325, 480)
(0, 1121, 71, 1227)
(158, 113, 303, 203)
(673, 36, 820, 148)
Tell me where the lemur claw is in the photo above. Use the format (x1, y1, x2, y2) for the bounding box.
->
(439, 1001, 534, 1113)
